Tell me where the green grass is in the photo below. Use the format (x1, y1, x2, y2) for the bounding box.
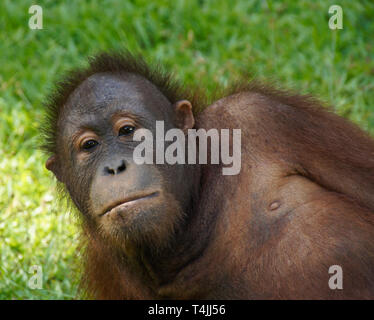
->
(0, 0, 373, 299)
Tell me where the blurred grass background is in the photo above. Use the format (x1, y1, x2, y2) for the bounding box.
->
(0, 0, 373, 299)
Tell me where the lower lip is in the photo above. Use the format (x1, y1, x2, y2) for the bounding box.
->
(103, 192, 158, 216)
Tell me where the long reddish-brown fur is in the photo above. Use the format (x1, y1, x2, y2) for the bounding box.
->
(42, 51, 374, 299)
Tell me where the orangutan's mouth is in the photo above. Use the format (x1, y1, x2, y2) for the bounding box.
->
(100, 191, 159, 216)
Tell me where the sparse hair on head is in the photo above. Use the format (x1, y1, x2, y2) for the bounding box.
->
(41, 50, 207, 156)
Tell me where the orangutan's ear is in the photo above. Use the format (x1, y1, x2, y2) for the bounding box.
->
(174, 100, 195, 133)
(46, 155, 63, 182)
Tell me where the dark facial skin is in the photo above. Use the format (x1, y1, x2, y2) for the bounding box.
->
(47, 72, 197, 253)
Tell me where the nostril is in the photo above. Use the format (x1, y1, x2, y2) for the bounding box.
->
(104, 166, 115, 175)
(117, 160, 126, 174)
(104, 160, 126, 176)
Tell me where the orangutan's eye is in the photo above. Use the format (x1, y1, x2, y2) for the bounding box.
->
(119, 125, 135, 136)
(82, 139, 99, 150)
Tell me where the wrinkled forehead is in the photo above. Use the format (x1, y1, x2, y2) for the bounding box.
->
(63, 72, 171, 119)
